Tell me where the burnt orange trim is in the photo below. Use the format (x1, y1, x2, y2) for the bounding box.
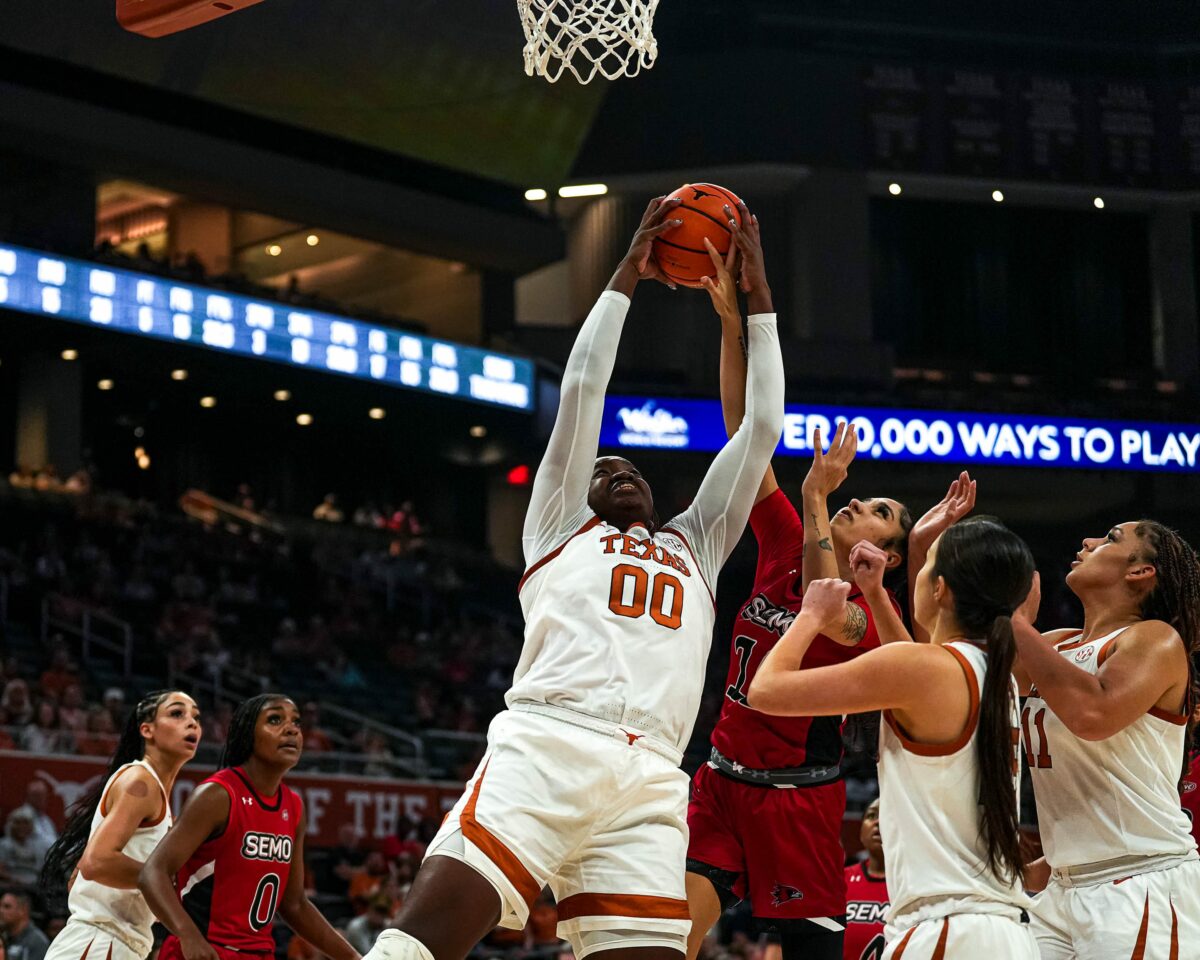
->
(459, 761, 540, 911)
(1054, 633, 1088, 651)
(1169, 902, 1179, 960)
(79, 937, 95, 960)
(930, 918, 950, 960)
(890, 926, 916, 960)
(1097, 637, 1119, 668)
(1131, 893, 1150, 960)
(884, 646, 980, 757)
(518, 516, 602, 591)
(1148, 705, 1189, 725)
(659, 526, 715, 608)
(555, 892, 691, 923)
(105, 943, 113, 960)
(99, 765, 136, 817)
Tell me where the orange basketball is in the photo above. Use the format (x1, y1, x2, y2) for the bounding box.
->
(652, 183, 743, 288)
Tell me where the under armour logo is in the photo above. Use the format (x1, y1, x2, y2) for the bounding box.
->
(620, 730, 644, 746)
(770, 884, 804, 906)
(242, 797, 254, 806)
(283, 810, 289, 820)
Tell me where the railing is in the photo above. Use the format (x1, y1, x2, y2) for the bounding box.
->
(42, 594, 134, 678)
(320, 702, 427, 778)
(168, 661, 269, 707)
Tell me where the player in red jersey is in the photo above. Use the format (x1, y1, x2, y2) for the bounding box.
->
(1185, 710, 1200, 847)
(684, 239, 977, 960)
(843, 799, 888, 960)
(140, 694, 358, 960)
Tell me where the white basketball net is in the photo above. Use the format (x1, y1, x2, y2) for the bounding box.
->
(517, 0, 660, 84)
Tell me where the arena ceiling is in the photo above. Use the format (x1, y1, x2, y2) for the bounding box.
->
(5, 1, 1200, 190)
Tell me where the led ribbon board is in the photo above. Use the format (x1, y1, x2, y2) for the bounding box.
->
(602, 396, 1200, 474)
(0, 244, 534, 411)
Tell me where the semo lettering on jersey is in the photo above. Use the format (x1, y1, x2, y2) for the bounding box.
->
(846, 900, 888, 924)
(241, 832, 293, 862)
(600, 534, 691, 577)
(740, 594, 797, 636)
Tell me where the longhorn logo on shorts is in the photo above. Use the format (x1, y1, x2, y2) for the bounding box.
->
(770, 883, 804, 907)
(620, 729, 644, 746)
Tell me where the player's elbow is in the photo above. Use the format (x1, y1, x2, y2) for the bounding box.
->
(1061, 707, 1115, 742)
(744, 676, 774, 713)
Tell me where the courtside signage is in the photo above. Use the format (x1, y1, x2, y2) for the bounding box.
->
(0, 243, 534, 411)
(602, 396, 1200, 473)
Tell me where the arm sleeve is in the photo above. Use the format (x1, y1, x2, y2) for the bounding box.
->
(522, 291, 629, 565)
(749, 488, 806, 589)
(670, 313, 785, 590)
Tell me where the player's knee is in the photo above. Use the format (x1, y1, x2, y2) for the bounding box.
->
(569, 928, 688, 959)
(367, 930, 435, 960)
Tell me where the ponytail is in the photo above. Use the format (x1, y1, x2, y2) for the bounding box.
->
(977, 614, 1022, 885)
(39, 690, 175, 898)
(932, 517, 1033, 887)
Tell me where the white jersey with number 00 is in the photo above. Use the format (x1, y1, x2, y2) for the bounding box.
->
(510, 290, 784, 756)
(1024, 626, 1197, 869)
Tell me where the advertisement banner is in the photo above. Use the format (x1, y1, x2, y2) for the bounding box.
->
(0, 752, 463, 845)
(601, 396, 1200, 474)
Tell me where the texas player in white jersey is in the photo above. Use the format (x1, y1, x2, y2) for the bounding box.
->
(39, 691, 201, 960)
(364, 196, 783, 960)
(750, 518, 1040, 959)
(1013, 520, 1200, 960)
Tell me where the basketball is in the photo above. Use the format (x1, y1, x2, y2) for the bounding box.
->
(652, 183, 744, 287)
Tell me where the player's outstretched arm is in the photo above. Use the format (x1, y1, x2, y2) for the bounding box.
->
(800, 421, 857, 590)
(76, 766, 165, 889)
(522, 196, 681, 564)
(1012, 605, 1187, 741)
(278, 808, 360, 960)
(703, 236, 779, 506)
(848, 540, 911, 646)
(138, 783, 229, 960)
(907, 472, 977, 643)
(672, 203, 784, 586)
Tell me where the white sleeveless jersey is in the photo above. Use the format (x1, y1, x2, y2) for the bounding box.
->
(1024, 626, 1196, 869)
(878, 641, 1031, 922)
(510, 517, 717, 753)
(67, 759, 171, 954)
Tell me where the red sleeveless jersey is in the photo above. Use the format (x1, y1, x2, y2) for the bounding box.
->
(176, 767, 303, 953)
(710, 489, 898, 770)
(843, 863, 889, 960)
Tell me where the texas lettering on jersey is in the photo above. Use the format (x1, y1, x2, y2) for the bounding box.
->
(600, 532, 692, 578)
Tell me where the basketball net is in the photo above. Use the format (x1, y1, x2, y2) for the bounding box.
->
(517, 0, 659, 84)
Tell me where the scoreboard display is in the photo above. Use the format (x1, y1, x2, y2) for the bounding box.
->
(0, 244, 534, 412)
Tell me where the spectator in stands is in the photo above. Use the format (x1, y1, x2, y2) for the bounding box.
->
(20, 702, 68, 754)
(361, 732, 394, 778)
(101, 688, 125, 730)
(300, 702, 334, 753)
(37, 650, 77, 702)
(21, 783, 56, 849)
(347, 851, 389, 913)
(324, 824, 368, 890)
(7, 466, 34, 489)
(0, 683, 32, 728)
(0, 808, 52, 890)
(0, 891, 48, 960)
(62, 470, 91, 496)
(56, 685, 86, 735)
(313, 494, 344, 524)
(32, 466, 60, 493)
(344, 895, 392, 954)
(75, 707, 116, 757)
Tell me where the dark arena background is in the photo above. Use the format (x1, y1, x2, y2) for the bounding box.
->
(0, 2, 1198, 959)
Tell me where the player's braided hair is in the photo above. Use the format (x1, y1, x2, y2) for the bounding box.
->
(932, 516, 1034, 887)
(220, 693, 289, 769)
(1134, 521, 1200, 778)
(39, 690, 177, 899)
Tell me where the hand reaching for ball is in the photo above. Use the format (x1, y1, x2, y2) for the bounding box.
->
(727, 201, 772, 314)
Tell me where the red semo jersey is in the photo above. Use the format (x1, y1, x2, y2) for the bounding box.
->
(176, 767, 303, 953)
(843, 862, 889, 960)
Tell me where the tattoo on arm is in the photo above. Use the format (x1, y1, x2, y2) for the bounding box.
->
(811, 513, 833, 552)
(841, 603, 868, 645)
(738, 335, 747, 361)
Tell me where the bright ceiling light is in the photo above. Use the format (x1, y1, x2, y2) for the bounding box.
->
(470, 425, 488, 438)
(991, 190, 1005, 203)
(558, 184, 608, 198)
(296, 413, 313, 426)
(170, 369, 188, 381)
(199, 396, 217, 408)
(368, 407, 386, 420)
(97, 379, 114, 391)
(306, 234, 320, 246)
(273, 389, 291, 402)
(1093, 197, 1105, 209)
(61, 349, 78, 361)
(266, 244, 282, 257)
(524, 188, 548, 201)
(888, 182, 902, 196)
